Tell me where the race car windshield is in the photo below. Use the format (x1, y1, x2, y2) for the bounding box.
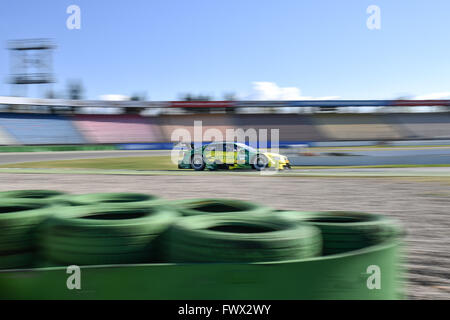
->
(235, 143, 257, 153)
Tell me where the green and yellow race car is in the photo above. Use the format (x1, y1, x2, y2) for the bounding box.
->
(177, 141, 291, 171)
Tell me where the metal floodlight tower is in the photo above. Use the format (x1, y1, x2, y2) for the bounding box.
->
(7, 38, 56, 97)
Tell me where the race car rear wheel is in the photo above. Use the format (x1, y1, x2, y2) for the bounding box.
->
(191, 154, 206, 171)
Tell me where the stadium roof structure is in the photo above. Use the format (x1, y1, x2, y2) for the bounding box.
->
(0, 96, 449, 109)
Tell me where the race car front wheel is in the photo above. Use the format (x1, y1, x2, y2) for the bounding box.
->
(191, 154, 206, 171)
(252, 154, 269, 171)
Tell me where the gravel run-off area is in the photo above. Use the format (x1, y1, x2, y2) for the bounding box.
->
(0, 172, 449, 300)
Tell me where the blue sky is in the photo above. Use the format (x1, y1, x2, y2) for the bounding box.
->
(0, 0, 449, 100)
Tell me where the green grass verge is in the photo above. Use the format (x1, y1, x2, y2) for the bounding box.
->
(0, 145, 118, 152)
(0, 156, 178, 170)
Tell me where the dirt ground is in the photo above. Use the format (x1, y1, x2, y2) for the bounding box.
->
(0, 172, 449, 299)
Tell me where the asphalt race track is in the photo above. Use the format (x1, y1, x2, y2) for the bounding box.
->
(287, 146, 450, 166)
(1, 146, 450, 166)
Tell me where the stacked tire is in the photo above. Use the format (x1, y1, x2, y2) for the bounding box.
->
(53, 192, 159, 206)
(0, 189, 403, 269)
(171, 198, 272, 216)
(39, 202, 178, 265)
(0, 190, 65, 203)
(163, 214, 322, 263)
(276, 211, 400, 255)
(0, 199, 52, 269)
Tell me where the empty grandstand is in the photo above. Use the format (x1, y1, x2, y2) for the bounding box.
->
(0, 113, 85, 144)
(0, 97, 449, 146)
(312, 113, 403, 141)
(72, 115, 163, 143)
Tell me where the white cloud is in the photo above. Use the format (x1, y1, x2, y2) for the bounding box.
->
(407, 92, 450, 112)
(78, 94, 130, 114)
(247, 81, 339, 100)
(413, 92, 450, 100)
(99, 94, 130, 101)
(248, 82, 302, 100)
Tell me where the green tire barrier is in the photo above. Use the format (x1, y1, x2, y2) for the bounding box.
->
(39, 202, 179, 265)
(163, 214, 322, 263)
(0, 190, 65, 202)
(0, 200, 52, 269)
(0, 200, 52, 228)
(53, 192, 159, 206)
(0, 193, 404, 299)
(171, 198, 271, 216)
(276, 211, 400, 255)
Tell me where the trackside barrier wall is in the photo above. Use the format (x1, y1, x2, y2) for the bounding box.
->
(116, 141, 311, 150)
(0, 114, 85, 145)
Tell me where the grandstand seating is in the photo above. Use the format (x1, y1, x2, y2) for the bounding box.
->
(0, 113, 85, 144)
(158, 114, 235, 142)
(312, 114, 403, 140)
(230, 114, 324, 142)
(0, 112, 449, 145)
(72, 115, 163, 143)
(0, 126, 17, 145)
(387, 113, 450, 139)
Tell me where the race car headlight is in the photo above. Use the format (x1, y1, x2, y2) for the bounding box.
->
(271, 155, 282, 161)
